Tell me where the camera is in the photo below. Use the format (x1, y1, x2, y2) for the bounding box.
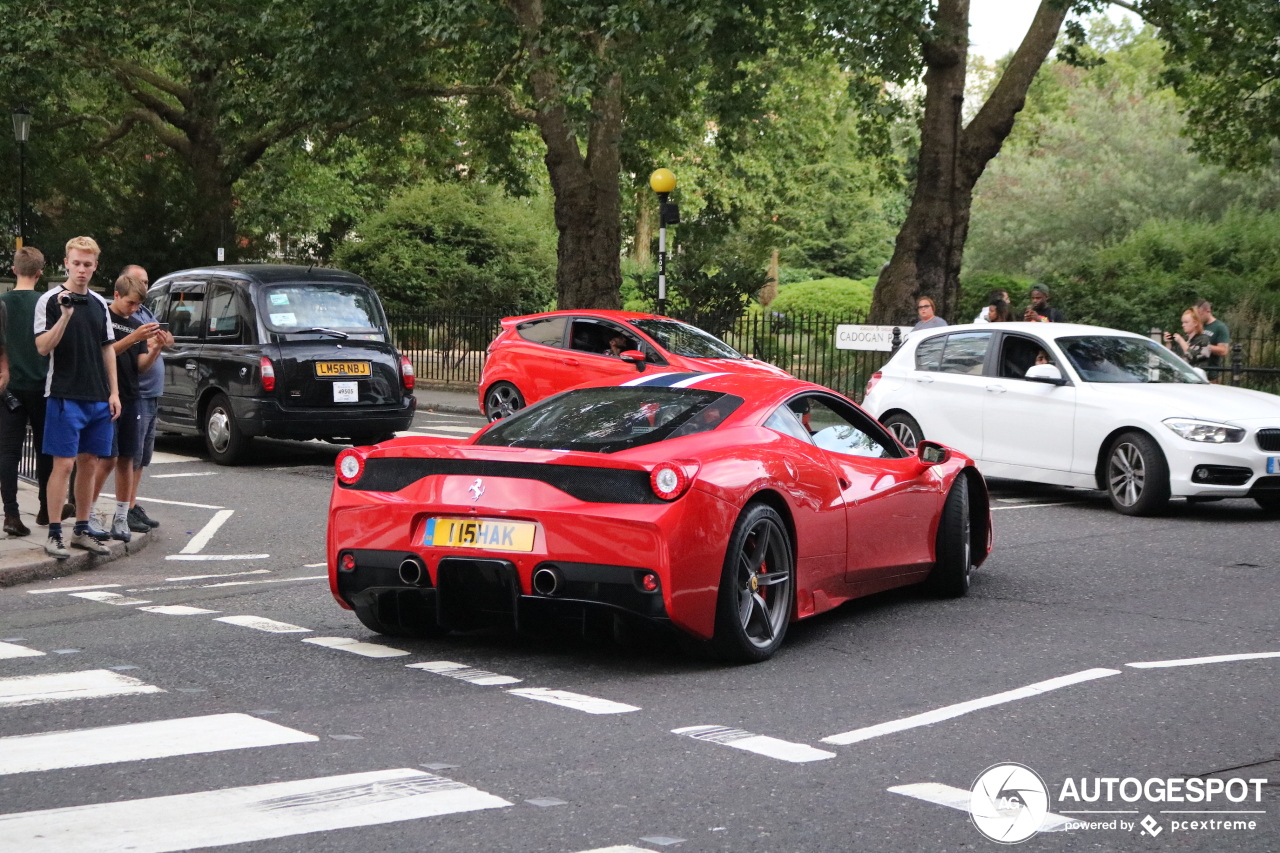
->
(58, 291, 90, 306)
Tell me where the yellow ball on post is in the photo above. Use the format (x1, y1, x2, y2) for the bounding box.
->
(649, 168, 676, 194)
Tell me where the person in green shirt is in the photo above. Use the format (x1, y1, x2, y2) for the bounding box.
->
(0, 246, 54, 534)
(1195, 299, 1231, 379)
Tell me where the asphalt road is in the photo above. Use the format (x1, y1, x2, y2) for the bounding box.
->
(0, 407, 1276, 853)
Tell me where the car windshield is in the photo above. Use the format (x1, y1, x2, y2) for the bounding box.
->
(258, 284, 385, 336)
(1058, 335, 1207, 384)
(475, 387, 744, 453)
(628, 319, 744, 359)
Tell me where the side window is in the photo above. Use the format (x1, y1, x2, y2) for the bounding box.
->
(764, 407, 813, 444)
(915, 335, 945, 371)
(998, 335, 1051, 379)
(938, 332, 992, 375)
(205, 282, 241, 341)
(516, 316, 567, 348)
(794, 394, 900, 459)
(168, 282, 207, 340)
(143, 285, 169, 323)
(569, 320, 640, 357)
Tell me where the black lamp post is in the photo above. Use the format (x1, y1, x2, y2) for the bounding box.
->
(648, 168, 679, 316)
(12, 106, 30, 249)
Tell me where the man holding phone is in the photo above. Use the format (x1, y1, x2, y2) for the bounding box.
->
(121, 264, 171, 532)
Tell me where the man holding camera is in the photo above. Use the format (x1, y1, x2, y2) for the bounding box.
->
(32, 236, 120, 559)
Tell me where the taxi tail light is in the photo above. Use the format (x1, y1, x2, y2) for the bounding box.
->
(336, 448, 365, 485)
(260, 357, 276, 392)
(650, 460, 695, 501)
(400, 355, 415, 391)
(865, 372, 882, 396)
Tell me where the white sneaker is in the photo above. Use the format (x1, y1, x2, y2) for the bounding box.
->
(44, 533, 70, 560)
(110, 516, 132, 543)
(71, 531, 111, 555)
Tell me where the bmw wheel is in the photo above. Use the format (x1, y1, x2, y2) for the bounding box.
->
(484, 382, 525, 421)
(882, 412, 923, 450)
(712, 503, 794, 663)
(1106, 431, 1170, 516)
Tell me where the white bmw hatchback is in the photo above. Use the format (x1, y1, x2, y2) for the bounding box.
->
(862, 322, 1280, 515)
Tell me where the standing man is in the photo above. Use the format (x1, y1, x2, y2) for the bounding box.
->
(1195, 299, 1231, 376)
(0, 247, 53, 535)
(33, 236, 119, 558)
(1024, 284, 1065, 323)
(122, 264, 168, 532)
(912, 297, 948, 331)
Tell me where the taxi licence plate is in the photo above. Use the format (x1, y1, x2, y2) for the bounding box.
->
(423, 518, 537, 553)
(315, 361, 371, 378)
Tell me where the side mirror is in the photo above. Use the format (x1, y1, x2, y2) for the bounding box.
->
(917, 440, 950, 466)
(620, 349, 648, 372)
(1025, 363, 1068, 385)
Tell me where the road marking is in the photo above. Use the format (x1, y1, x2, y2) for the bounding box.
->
(506, 687, 640, 715)
(989, 502, 1079, 512)
(165, 554, 271, 561)
(575, 847, 657, 853)
(0, 641, 44, 660)
(138, 605, 221, 616)
(149, 472, 217, 479)
(0, 767, 510, 852)
(888, 783, 1073, 832)
(303, 636, 410, 658)
(166, 569, 271, 582)
(147, 450, 202, 464)
(821, 668, 1121, 746)
(303, 562, 326, 567)
(200, 575, 324, 587)
(0, 713, 316, 775)
(1128, 651, 1280, 669)
(414, 425, 479, 434)
(407, 661, 522, 686)
(28, 583, 122, 594)
(69, 591, 152, 606)
(179, 509, 235, 554)
(672, 725, 835, 763)
(111, 493, 225, 510)
(0, 669, 163, 708)
(215, 615, 311, 634)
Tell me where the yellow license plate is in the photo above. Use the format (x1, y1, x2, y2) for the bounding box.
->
(315, 361, 371, 377)
(423, 518, 537, 552)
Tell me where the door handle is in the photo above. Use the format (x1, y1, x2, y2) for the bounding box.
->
(915, 375, 934, 383)
(185, 360, 197, 372)
(986, 384, 1006, 393)
(561, 358, 579, 366)
(838, 477, 850, 490)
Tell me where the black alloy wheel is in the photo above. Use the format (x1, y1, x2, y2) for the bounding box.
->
(924, 474, 972, 598)
(1105, 431, 1171, 516)
(484, 382, 525, 421)
(203, 393, 251, 465)
(712, 503, 794, 663)
(882, 412, 923, 450)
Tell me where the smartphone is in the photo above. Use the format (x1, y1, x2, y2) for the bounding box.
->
(155, 323, 170, 331)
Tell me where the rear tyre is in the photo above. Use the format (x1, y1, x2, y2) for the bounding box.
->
(711, 503, 794, 663)
(203, 393, 251, 465)
(924, 475, 972, 598)
(1105, 431, 1170, 516)
(353, 590, 448, 639)
(882, 412, 923, 450)
(484, 382, 525, 421)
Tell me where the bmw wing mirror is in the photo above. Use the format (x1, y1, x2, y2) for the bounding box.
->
(620, 349, 648, 372)
(1025, 363, 1068, 385)
(917, 441, 950, 466)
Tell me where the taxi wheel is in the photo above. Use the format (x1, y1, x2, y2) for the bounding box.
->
(203, 393, 251, 465)
(711, 503, 794, 663)
(924, 475, 971, 598)
(484, 382, 524, 421)
(1105, 431, 1170, 516)
(882, 412, 922, 450)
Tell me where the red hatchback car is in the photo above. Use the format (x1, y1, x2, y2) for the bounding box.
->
(329, 372, 991, 661)
(477, 309, 790, 420)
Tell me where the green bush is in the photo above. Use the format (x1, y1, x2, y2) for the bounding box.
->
(333, 182, 556, 312)
(767, 277, 875, 319)
(957, 271, 1034, 324)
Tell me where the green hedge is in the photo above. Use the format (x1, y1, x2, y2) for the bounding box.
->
(767, 277, 875, 318)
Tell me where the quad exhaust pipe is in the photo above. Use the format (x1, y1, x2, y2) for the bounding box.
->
(398, 557, 428, 587)
(532, 565, 563, 596)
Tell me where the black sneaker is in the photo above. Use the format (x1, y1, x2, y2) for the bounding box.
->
(133, 504, 160, 528)
(126, 507, 150, 533)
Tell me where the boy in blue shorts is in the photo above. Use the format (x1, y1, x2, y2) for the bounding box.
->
(34, 236, 121, 558)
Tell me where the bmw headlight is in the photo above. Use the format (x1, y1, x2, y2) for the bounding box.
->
(1162, 418, 1245, 443)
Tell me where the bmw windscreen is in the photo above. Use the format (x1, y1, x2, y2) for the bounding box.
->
(1058, 336, 1207, 384)
(628, 319, 744, 359)
(475, 387, 745, 453)
(258, 283, 388, 340)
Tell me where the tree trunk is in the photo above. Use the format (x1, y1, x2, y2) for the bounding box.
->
(868, 0, 1069, 324)
(634, 188, 654, 268)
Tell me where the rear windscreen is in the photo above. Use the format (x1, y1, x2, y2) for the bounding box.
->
(258, 284, 385, 335)
(475, 387, 745, 453)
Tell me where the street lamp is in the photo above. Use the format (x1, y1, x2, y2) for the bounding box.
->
(12, 106, 30, 249)
(648, 168, 679, 315)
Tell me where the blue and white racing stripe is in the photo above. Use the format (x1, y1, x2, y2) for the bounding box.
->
(621, 371, 729, 388)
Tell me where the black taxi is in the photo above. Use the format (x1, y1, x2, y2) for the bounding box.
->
(146, 264, 416, 463)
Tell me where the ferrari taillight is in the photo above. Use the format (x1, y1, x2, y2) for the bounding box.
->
(260, 357, 276, 392)
(400, 355, 415, 391)
(650, 462, 691, 501)
(865, 372, 882, 396)
(336, 448, 365, 485)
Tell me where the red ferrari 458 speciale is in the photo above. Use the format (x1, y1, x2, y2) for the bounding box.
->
(327, 371, 991, 661)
